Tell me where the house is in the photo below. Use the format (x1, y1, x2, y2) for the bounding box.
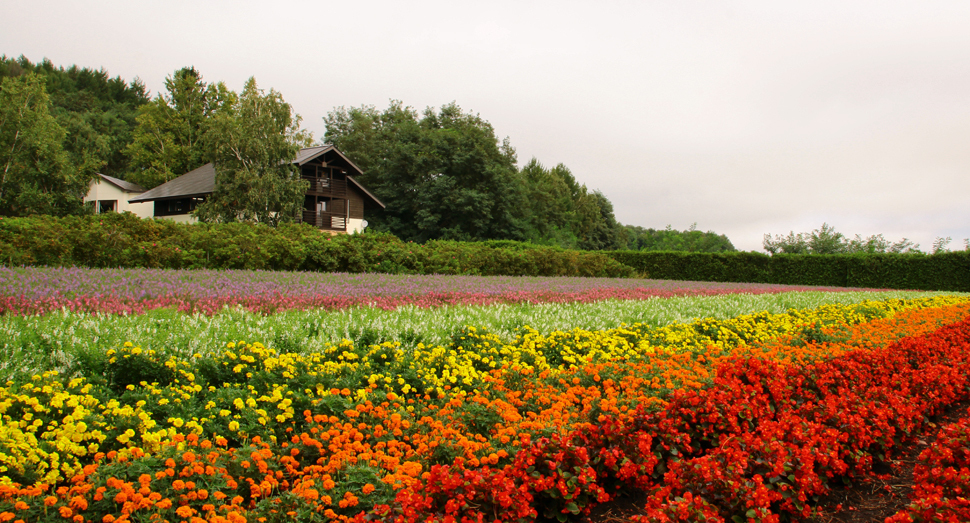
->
(84, 173, 154, 218)
(128, 145, 385, 233)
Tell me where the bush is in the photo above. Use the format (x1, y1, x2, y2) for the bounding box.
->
(0, 213, 635, 278)
(603, 250, 970, 291)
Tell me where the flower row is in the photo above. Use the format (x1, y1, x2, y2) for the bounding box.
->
(887, 407, 970, 522)
(0, 286, 866, 317)
(0, 297, 968, 521)
(0, 304, 968, 521)
(4, 298, 964, 488)
(0, 265, 870, 304)
(396, 312, 970, 522)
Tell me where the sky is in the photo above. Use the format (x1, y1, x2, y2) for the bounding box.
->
(3, 0, 969, 252)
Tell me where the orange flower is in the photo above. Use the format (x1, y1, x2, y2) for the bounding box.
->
(361, 483, 375, 495)
(69, 497, 88, 511)
(175, 506, 193, 518)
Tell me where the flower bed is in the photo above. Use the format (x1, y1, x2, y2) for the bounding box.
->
(0, 266, 878, 316)
(887, 408, 970, 522)
(0, 297, 968, 522)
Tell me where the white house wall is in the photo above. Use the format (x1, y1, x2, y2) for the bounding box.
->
(155, 213, 199, 224)
(347, 218, 367, 234)
(84, 179, 154, 218)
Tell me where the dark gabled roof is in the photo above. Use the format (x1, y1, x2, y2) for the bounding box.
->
(347, 176, 385, 208)
(96, 173, 146, 193)
(292, 144, 365, 174)
(129, 163, 216, 203)
(126, 146, 383, 208)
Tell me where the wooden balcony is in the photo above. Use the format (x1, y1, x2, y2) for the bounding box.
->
(300, 210, 347, 231)
(303, 176, 347, 198)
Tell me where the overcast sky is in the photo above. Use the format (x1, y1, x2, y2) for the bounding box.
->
(4, 0, 969, 251)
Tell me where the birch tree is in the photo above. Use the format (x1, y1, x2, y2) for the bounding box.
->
(194, 77, 312, 226)
(0, 72, 84, 216)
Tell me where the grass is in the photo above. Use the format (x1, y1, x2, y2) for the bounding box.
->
(1, 289, 959, 381)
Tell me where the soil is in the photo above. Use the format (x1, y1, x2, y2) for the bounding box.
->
(582, 402, 970, 523)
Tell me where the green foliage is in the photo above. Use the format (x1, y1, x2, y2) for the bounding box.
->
(604, 250, 970, 292)
(125, 67, 234, 189)
(324, 101, 526, 242)
(763, 223, 921, 255)
(194, 77, 312, 226)
(623, 223, 736, 253)
(0, 72, 87, 217)
(0, 55, 149, 179)
(324, 103, 627, 249)
(515, 159, 626, 250)
(0, 213, 635, 277)
(104, 343, 177, 394)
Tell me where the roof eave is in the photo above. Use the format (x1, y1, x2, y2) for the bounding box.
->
(129, 193, 209, 204)
(347, 175, 385, 208)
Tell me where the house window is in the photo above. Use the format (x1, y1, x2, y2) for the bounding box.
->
(98, 200, 117, 213)
(155, 197, 205, 216)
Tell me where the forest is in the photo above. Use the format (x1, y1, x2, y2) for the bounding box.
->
(0, 55, 734, 252)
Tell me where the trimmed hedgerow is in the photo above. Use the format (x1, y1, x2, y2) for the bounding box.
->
(605, 250, 970, 291)
(0, 213, 634, 278)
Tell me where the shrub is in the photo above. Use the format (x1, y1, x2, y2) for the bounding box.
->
(0, 214, 635, 278)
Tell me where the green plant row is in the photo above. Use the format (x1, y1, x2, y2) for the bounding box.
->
(0, 213, 634, 277)
(0, 290, 949, 383)
(604, 250, 970, 292)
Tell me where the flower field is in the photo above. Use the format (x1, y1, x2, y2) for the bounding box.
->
(0, 266, 877, 316)
(1, 267, 969, 522)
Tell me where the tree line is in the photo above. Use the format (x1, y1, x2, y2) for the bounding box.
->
(1, 55, 736, 251)
(763, 223, 967, 255)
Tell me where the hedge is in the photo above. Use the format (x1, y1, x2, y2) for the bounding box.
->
(604, 250, 970, 292)
(2, 214, 966, 290)
(0, 213, 635, 278)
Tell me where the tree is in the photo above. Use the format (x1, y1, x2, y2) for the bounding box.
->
(125, 67, 234, 189)
(0, 72, 86, 216)
(763, 223, 922, 254)
(806, 222, 845, 254)
(575, 190, 626, 250)
(325, 101, 527, 242)
(625, 224, 736, 252)
(194, 77, 312, 226)
(1, 55, 150, 179)
(932, 236, 952, 254)
(519, 159, 581, 247)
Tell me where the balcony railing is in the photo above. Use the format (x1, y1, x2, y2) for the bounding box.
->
(302, 176, 347, 197)
(300, 210, 347, 231)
